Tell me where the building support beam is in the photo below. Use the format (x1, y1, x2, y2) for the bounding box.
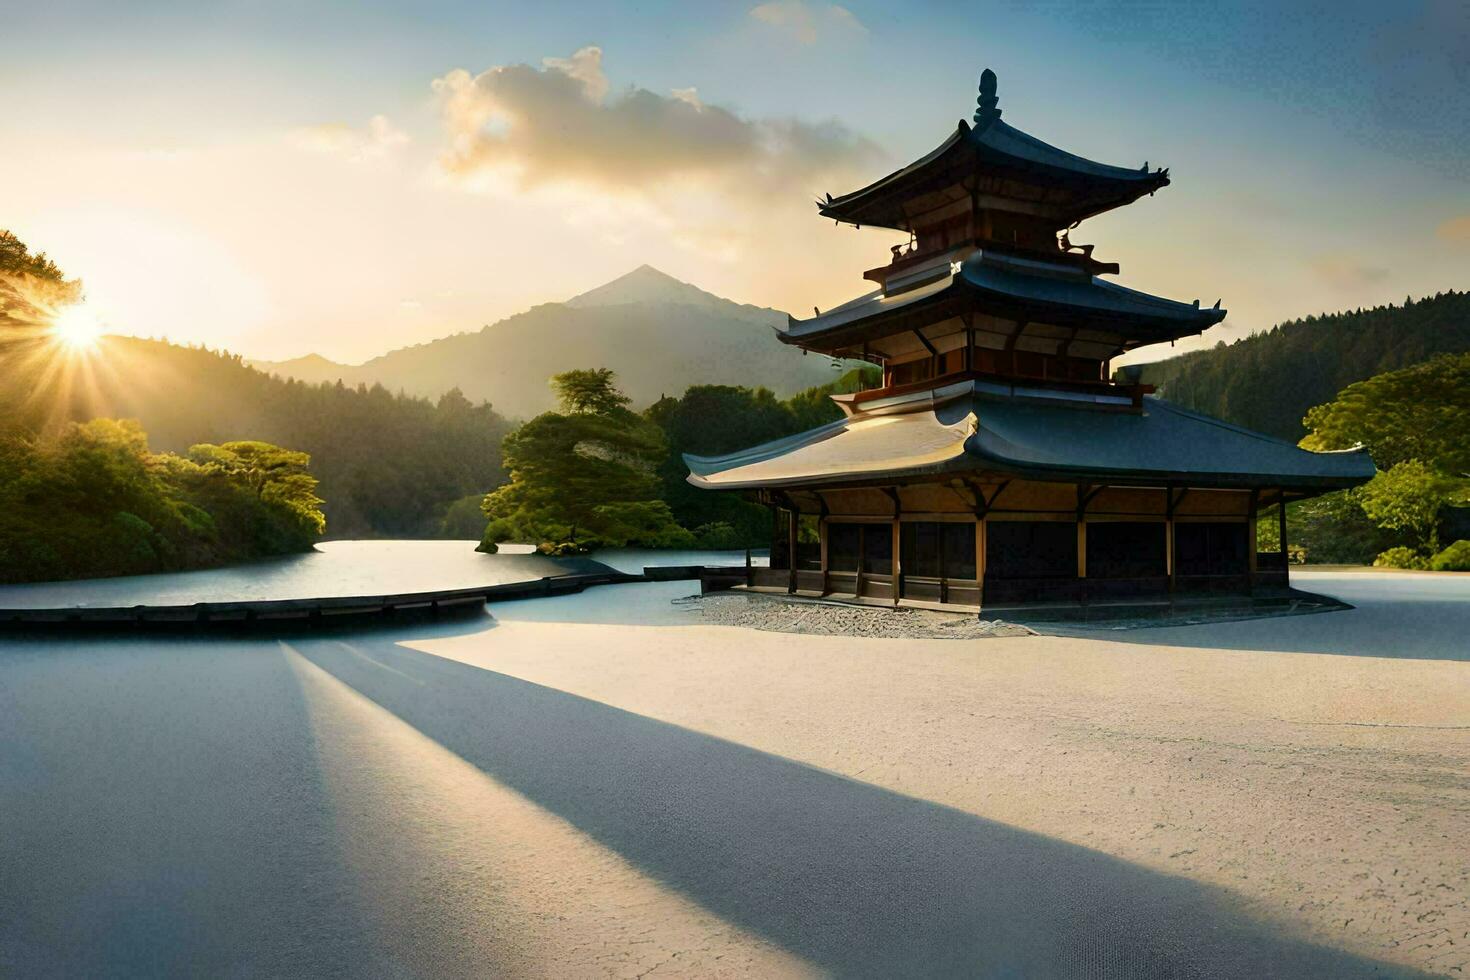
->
(1246, 487, 1258, 590)
(814, 491, 831, 595)
(1279, 492, 1289, 584)
(1165, 485, 1181, 592)
(882, 486, 902, 607)
(788, 508, 798, 594)
(1076, 484, 1102, 581)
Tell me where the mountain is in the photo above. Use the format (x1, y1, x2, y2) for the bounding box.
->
(564, 264, 774, 320)
(1122, 290, 1470, 441)
(252, 351, 351, 386)
(251, 266, 854, 419)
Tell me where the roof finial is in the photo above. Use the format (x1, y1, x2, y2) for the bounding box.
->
(974, 68, 1001, 124)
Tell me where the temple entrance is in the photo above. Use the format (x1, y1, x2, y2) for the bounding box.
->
(1085, 521, 1169, 597)
(1173, 521, 1250, 592)
(983, 520, 1078, 603)
(826, 521, 896, 602)
(899, 521, 979, 605)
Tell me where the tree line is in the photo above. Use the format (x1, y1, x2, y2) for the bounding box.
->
(1127, 290, 1470, 441)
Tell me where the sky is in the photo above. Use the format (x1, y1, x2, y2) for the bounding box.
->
(1, 0, 1466, 364)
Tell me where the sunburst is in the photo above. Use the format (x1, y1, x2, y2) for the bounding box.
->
(50, 303, 106, 351)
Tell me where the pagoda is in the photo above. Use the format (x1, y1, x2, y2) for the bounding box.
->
(686, 70, 1374, 610)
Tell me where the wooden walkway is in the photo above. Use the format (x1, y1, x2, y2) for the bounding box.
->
(0, 567, 679, 633)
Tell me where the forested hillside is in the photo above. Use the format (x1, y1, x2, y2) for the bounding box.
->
(1124, 291, 1470, 440)
(0, 336, 511, 537)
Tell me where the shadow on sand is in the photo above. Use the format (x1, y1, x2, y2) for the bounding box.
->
(293, 633, 1423, 978)
(1085, 573, 1470, 661)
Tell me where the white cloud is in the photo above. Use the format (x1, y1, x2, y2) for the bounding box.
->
(430, 47, 878, 195)
(289, 114, 409, 160)
(426, 46, 887, 271)
(670, 86, 703, 110)
(749, 1, 867, 45)
(539, 45, 609, 103)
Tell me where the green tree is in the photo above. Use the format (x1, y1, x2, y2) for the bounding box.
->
(1, 229, 82, 333)
(1301, 353, 1470, 476)
(645, 385, 798, 545)
(1358, 461, 1463, 556)
(481, 371, 691, 552)
(439, 493, 490, 538)
(0, 419, 324, 583)
(551, 368, 631, 416)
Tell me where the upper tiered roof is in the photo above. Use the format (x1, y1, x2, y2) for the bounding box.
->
(783, 249, 1225, 357)
(817, 69, 1169, 232)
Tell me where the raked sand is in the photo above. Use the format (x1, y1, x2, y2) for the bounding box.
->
(2, 569, 1466, 976)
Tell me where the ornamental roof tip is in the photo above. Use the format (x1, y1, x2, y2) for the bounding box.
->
(974, 67, 1001, 125)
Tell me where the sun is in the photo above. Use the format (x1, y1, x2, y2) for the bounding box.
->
(50, 304, 105, 351)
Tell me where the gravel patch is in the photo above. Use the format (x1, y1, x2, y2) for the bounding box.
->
(683, 591, 1036, 639)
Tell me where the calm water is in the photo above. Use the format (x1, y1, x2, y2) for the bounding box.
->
(0, 540, 767, 610)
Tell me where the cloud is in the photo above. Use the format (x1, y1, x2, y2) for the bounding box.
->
(749, 1, 867, 44)
(1437, 214, 1470, 246)
(430, 46, 879, 195)
(1307, 254, 1391, 291)
(670, 87, 703, 110)
(290, 114, 409, 160)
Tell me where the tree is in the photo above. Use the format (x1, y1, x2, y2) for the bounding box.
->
(0, 419, 324, 583)
(0, 229, 82, 333)
(1357, 461, 1462, 556)
(642, 368, 883, 548)
(551, 368, 630, 416)
(1301, 353, 1470, 477)
(481, 371, 691, 552)
(1127, 290, 1470, 441)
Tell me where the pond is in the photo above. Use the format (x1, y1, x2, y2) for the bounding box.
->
(0, 540, 768, 610)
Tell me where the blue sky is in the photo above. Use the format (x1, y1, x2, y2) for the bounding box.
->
(2, 0, 1465, 361)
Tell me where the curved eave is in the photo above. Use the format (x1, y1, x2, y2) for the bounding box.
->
(782, 256, 1225, 352)
(683, 388, 1375, 494)
(818, 117, 1169, 230)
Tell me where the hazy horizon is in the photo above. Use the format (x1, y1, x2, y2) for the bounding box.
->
(3, 0, 1467, 364)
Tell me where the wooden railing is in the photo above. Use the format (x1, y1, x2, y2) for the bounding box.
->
(843, 369, 1154, 409)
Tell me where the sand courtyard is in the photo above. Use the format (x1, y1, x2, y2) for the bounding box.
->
(2, 569, 1465, 977)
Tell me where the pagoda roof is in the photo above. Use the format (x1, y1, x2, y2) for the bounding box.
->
(818, 71, 1169, 231)
(782, 249, 1225, 354)
(685, 381, 1374, 493)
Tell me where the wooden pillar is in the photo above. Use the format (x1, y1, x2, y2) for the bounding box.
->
(1076, 522, 1087, 578)
(1075, 484, 1091, 589)
(1279, 494, 1289, 583)
(819, 516, 829, 596)
(1247, 489, 1260, 592)
(890, 488, 902, 607)
(975, 517, 986, 594)
(891, 518, 902, 606)
(1165, 486, 1177, 593)
(788, 508, 798, 594)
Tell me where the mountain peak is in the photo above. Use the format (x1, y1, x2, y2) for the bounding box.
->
(564, 265, 772, 319)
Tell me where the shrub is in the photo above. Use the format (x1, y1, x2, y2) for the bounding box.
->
(1429, 540, 1470, 572)
(1373, 546, 1428, 570)
(693, 522, 743, 550)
